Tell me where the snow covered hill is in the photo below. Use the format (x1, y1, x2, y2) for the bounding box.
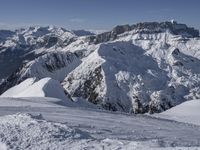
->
(1, 78, 35, 97)
(156, 99, 200, 125)
(0, 21, 200, 113)
(0, 97, 200, 149)
(1, 78, 68, 101)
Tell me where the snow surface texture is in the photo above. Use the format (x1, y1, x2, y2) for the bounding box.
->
(0, 97, 200, 149)
(156, 99, 200, 125)
(1, 21, 200, 113)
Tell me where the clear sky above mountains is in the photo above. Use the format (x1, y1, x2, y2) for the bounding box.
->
(0, 0, 199, 30)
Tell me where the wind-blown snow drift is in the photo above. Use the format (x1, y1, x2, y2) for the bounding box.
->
(0, 113, 93, 150)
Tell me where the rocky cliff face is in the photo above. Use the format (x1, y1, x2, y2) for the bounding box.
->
(0, 21, 200, 113)
(61, 41, 200, 113)
(0, 51, 81, 94)
(88, 21, 199, 44)
(0, 26, 77, 83)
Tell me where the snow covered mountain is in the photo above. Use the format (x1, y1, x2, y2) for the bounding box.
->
(1, 77, 69, 100)
(0, 21, 200, 113)
(0, 26, 76, 80)
(72, 30, 95, 36)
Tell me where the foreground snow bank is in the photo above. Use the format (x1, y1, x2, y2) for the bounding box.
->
(156, 100, 200, 125)
(0, 113, 92, 150)
(1, 113, 199, 150)
(1, 78, 68, 101)
(0, 97, 200, 149)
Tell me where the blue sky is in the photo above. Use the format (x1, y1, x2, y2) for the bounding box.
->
(0, 0, 199, 30)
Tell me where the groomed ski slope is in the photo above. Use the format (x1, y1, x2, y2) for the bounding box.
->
(0, 97, 200, 149)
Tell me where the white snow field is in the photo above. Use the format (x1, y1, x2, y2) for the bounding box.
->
(156, 99, 200, 126)
(0, 97, 200, 149)
(0, 78, 36, 97)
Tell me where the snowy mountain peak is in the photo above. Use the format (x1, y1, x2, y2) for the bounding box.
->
(88, 21, 199, 44)
(0, 21, 200, 114)
(133, 21, 199, 37)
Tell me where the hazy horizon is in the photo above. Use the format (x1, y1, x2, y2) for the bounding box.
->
(0, 0, 199, 30)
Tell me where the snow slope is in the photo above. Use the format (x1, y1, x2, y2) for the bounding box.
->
(1, 78, 36, 97)
(1, 77, 68, 101)
(156, 99, 200, 125)
(0, 97, 200, 149)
